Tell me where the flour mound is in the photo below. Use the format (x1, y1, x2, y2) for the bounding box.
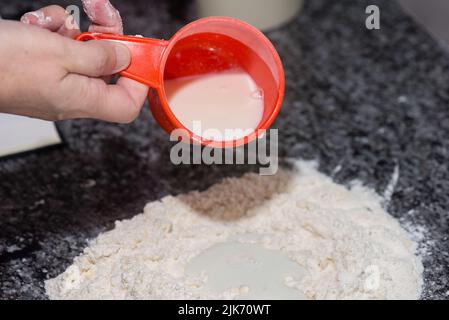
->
(45, 161, 423, 300)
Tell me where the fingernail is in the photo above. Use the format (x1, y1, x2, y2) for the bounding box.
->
(20, 14, 31, 24)
(113, 43, 131, 73)
(21, 10, 52, 26)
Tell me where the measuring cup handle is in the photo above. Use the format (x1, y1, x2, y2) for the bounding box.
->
(76, 33, 169, 88)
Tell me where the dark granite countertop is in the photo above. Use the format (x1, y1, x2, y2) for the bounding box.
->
(1, 0, 448, 300)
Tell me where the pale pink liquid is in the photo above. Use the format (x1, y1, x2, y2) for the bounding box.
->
(164, 71, 264, 141)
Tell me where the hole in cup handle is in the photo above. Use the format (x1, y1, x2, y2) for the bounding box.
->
(75, 32, 98, 42)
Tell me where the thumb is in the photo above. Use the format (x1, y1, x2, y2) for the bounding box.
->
(66, 40, 130, 77)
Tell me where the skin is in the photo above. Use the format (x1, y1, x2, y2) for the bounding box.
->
(0, 0, 149, 123)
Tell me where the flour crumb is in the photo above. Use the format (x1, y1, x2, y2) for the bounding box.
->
(46, 161, 423, 300)
(383, 164, 400, 205)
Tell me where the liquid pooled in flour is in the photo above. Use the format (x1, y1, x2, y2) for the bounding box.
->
(164, 70, 264, 141)
(185, 242, 306, 299)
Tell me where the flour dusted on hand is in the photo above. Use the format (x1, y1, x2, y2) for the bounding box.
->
(45, 161, 423, 300)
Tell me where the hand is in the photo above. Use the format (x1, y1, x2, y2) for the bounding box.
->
(20, 0, 125, 37)
(0, 1, 148, 123)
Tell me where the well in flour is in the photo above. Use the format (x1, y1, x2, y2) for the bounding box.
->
(45, 160, 423, 300)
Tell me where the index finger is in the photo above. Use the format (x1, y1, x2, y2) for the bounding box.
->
(82, 0, 123, 34)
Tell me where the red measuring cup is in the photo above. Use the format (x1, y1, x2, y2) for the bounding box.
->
(76, 17, 284, 148)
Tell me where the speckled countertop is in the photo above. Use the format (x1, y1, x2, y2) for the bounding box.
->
(1, 0, 448, 300)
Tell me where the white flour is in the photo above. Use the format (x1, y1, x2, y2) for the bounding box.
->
(45, 161, 423, 300)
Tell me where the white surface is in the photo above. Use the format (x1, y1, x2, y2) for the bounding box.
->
(399, 0, 449, 48)
(0, 114, 62, 157)
(196, 0, 303, 31)
(165, 70, 264, 141)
